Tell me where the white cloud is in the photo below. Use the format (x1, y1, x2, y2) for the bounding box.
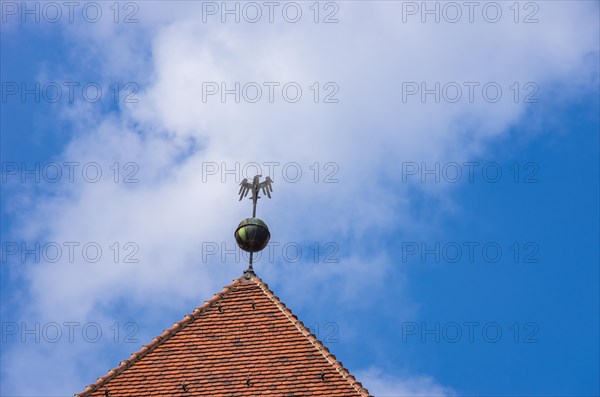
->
(357, 367, 455, 397)
(1, 1, 598, 395)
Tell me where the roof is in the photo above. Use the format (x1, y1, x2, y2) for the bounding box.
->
(75, 271, 372, 396)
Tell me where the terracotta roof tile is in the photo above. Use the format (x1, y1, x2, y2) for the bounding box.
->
(75, 273, 372, 397)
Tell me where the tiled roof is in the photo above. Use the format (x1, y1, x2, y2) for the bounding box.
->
(75, 272, 372, 396)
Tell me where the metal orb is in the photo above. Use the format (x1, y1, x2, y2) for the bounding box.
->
(234, 218, 270, 253)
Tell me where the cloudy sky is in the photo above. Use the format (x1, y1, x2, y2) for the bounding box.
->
(1, 1, 598, 396)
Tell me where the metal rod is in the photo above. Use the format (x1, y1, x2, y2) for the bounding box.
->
(238, 175, 273, 275)
(252, 186, 258, 217)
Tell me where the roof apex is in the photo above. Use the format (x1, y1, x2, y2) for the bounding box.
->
(76, 272, 371, 397)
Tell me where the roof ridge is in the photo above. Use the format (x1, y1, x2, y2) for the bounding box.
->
(252, 276, 372, 397)
(74, 275, 248, 397)
(75, 272, 372, 397)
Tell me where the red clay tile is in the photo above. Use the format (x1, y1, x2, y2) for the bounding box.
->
(75, 273, 371, 397)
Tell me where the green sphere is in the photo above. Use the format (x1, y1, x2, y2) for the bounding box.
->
(235, 218, 270, 253)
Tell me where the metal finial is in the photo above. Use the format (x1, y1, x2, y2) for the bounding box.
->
(235, 175, 274, 274)
(238, 175, 273, 217)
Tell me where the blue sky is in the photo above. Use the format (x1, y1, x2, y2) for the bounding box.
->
(1, 1, 598, 396)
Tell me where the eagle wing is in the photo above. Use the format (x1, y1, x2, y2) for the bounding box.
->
(259, 176, 273, 198)
(238, 178, 252, 201)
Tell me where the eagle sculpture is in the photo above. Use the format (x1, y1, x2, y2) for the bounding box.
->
(238, 175, 273, 202)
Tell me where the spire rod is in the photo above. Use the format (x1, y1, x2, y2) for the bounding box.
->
(244, 252, 255, 276)
(235, 175, 274, 275)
